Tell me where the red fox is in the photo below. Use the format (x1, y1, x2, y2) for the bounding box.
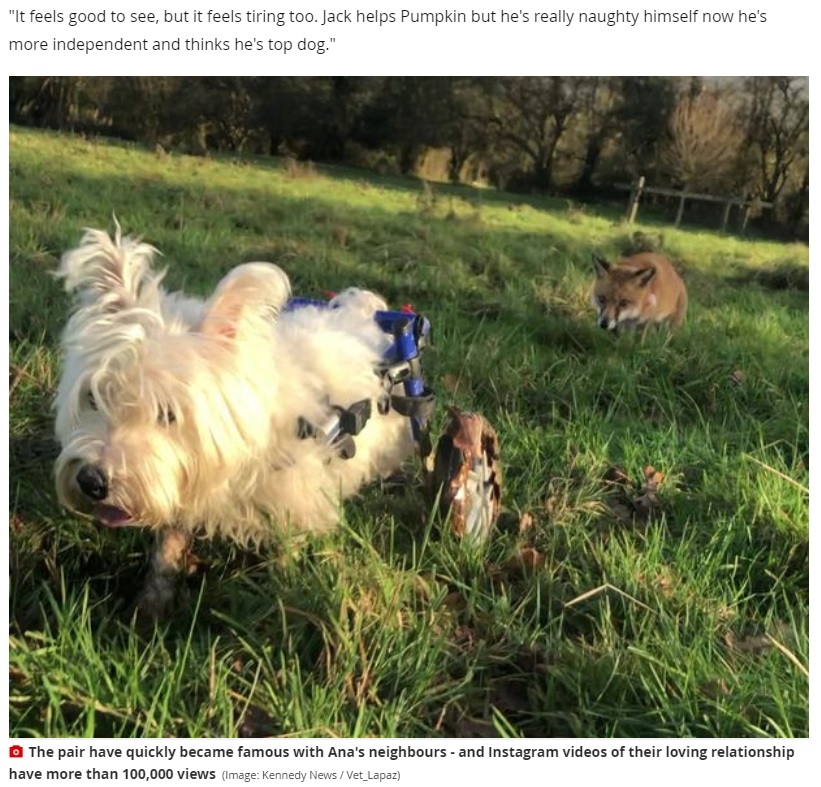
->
(591, 252, 687, 333)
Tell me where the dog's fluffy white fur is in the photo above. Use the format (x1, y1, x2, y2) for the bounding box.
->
(54, 226, 415, 613)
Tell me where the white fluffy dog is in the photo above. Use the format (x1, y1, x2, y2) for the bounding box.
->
(54, 226, 416, 617)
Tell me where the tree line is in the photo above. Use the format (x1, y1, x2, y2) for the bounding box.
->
(10, 76, 808, 239)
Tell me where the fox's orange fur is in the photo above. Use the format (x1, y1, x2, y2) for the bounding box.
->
(591, 252, 687, 333)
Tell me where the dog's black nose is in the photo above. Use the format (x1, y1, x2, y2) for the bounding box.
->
(598, 319, 610, 330)
(77, 464, 108, 501)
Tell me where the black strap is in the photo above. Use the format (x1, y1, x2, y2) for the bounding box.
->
(296, 399, 372, 460)
(389, 388, 436, 421)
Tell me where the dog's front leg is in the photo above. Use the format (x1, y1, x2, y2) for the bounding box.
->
(135, 528, 191, 623)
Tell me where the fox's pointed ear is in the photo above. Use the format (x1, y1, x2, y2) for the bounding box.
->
(201, 263, 291, 340)
(592, 254, 610, 278)
(633, 267, 657, 287)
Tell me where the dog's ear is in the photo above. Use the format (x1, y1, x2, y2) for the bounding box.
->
(201, 263, 291, 339)
(57, 224, 161, 311)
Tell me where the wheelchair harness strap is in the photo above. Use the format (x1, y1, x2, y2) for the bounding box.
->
(286, 299, 435, 461)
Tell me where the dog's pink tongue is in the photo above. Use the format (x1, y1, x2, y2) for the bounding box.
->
(95, 504, 133, 528)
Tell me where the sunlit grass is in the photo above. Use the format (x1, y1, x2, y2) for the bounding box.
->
(9, 126, 808, 738)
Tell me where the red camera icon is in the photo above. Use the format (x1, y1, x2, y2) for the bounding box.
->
(10, 745, 24, 758)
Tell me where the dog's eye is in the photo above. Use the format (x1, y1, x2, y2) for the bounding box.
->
(597, 295, 606, 305)
(158, 408, 177, 426)
(618, 299, 631, 308)
(87, 391, 98, 410)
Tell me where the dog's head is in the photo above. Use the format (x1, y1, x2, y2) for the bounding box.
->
(54, 226, 291, 529)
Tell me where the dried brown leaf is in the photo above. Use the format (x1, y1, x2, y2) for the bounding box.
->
(724, 631, 772, 655)
(442, 591, 466, 611)
(11, 513, 24, 533)
(504, 547, 546, 577)
(9, 665, 26, 683)
(699, 679, 731, 699)
(604, 465, 632, 488)
(453, 625, 476, 649)
(632, 465, 666, 521)
(642, 465, 666, 492)
(654, 566, 679, 597)
(518, 512, 534, 534)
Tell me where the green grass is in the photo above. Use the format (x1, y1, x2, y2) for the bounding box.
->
(9, 126, 809, 738)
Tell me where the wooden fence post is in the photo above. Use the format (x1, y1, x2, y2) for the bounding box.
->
(741, 204, 752, 235)
(615, 182, 771, 235)
(721, 200, 733, 232)
(674, 193, 686, 227)
(626, 175, 645, 224)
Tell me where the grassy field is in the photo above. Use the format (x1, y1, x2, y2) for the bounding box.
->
(8, 126, 809, 738)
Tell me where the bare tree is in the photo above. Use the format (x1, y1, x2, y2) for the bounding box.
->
(662, 86, 745, 192)
(570, 76, 623, 194)
(743, 77, 809, 204)
(105, 77, 178, 145)
(10, 76, 88, 131)
(481, 77, 581, 190)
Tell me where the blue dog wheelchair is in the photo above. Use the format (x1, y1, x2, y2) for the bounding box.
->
(285, 295, 500, 543)
(285, 297, 436, 461)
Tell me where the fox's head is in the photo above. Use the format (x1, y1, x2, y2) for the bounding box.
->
(590, 254, 656, 331)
